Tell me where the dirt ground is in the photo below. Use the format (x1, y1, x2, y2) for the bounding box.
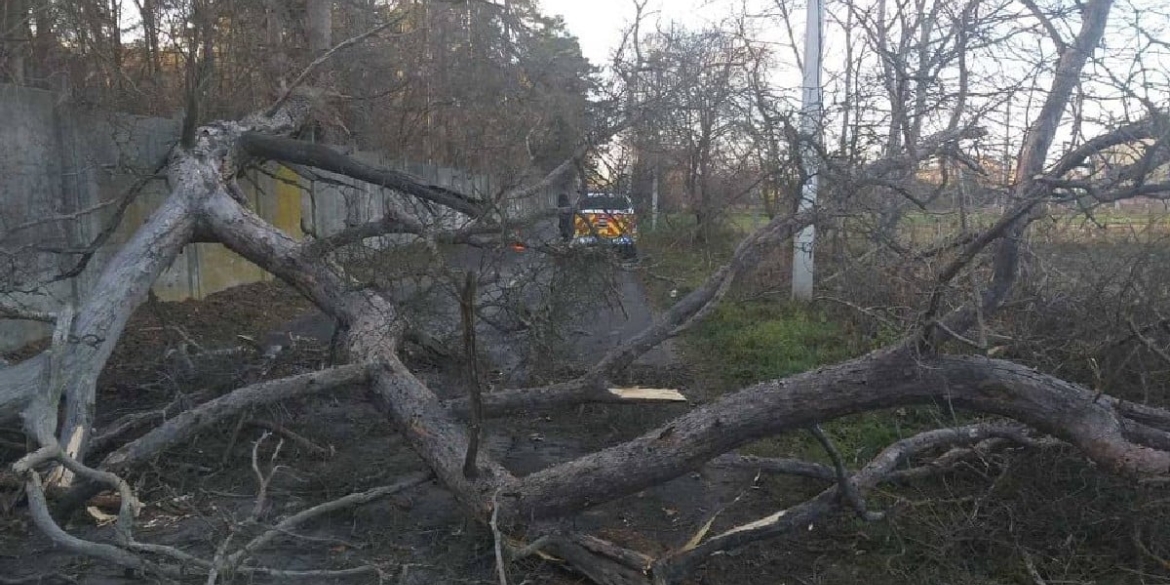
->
(0, 281, 751, 584)
(3, 281, 1168, 585)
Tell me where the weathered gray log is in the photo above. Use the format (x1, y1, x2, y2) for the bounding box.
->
(0, 91, 321, 472)
(505, 348, 1170, 523)
(199, 188, 520, 519)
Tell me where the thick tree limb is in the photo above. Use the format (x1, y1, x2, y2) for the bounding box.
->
(240, 133, 487, 217)
(710, 425, 1059, 484)
(200, 189, 519, 519)
(24, 306, 74, 446)
(100, 363, 368, 473)
(540, 534, 655, 585)
(1049, 117, 1169, 178)
(46, 192, 197, 470)
(88, 387, 223, 455)
(502, 349, 1170, 524)
(0, 90, 322, 469)
(920, 0, 1117, 345)
(57, 364, 369, 517)
(22, 472, 161, 576)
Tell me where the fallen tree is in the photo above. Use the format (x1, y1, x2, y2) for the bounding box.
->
(5, 0, 1170, 582)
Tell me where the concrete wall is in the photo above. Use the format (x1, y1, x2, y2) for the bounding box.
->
(0, 84, 556, 351)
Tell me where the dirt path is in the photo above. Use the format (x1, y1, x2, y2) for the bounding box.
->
(260, 220, 675, 379)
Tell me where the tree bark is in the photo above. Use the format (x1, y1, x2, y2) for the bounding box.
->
(922, 0, 1116, 343)
(198, 188, 519, 519)
(0, 92, 321, 468)
(504, 348, 1170, 523)
(2, 2, 1159, 576)
(241, 133, 486, 217)
(48, 191, 196, 476)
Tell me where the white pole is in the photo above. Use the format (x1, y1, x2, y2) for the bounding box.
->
(792, 0, 823, 300)
(651, 169, 659, 230)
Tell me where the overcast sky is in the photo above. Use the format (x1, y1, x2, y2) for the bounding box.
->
(538, 0, 729, 66)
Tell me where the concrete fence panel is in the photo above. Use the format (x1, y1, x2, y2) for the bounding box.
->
(0, 84, 555, 351)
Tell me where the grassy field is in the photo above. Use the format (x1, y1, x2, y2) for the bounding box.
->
(634, 208, 1170, 584)
(637, 212, 938, 464)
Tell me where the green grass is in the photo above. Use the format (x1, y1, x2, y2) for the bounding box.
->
(638, 213, 857, 389)
(637, 214, 739, 307)
(638, 214, 960, 465)
(690, 301, 856, 387)
(633, 206, 1170, 584)
(685, 299, 956, 463)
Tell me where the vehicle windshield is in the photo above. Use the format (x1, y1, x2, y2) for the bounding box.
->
(579, 195, 632, 211)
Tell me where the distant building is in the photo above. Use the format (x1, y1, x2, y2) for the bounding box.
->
(1081, 139, 1170, 210)
(915, 156, 1012, 189)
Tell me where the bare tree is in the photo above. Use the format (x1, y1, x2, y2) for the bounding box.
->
(2, 0, 1170, 583)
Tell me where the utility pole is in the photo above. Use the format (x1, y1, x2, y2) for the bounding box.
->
(792, 0, 823, 300)
(651, 168, 659, 230)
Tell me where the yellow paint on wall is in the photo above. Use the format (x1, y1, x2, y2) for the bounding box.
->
(194, 242, 268, 298)
(152, 285, 189, 302)
(271, 165, 304, 239)
(147, 165, 305, 300)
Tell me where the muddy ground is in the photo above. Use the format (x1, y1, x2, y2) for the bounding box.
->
(0, 280, 822, 585)
(3, 277, 1160, 585)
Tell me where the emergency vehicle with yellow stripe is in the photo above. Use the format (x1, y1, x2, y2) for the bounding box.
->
(571, 193, 638, 258)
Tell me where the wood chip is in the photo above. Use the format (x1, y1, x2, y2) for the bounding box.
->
(607, 387, 687, 402)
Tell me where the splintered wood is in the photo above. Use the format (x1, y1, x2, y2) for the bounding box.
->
(607, 387, 687, 402)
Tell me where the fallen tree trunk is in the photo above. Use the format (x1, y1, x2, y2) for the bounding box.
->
(198, 176, 1170, 544)
(13, 1, 1170, 579)
(0, 91, 321, 470)
(504, 348, 1170, 523)
(199, 188, 521, 519)
(18, 193, 197, 470)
